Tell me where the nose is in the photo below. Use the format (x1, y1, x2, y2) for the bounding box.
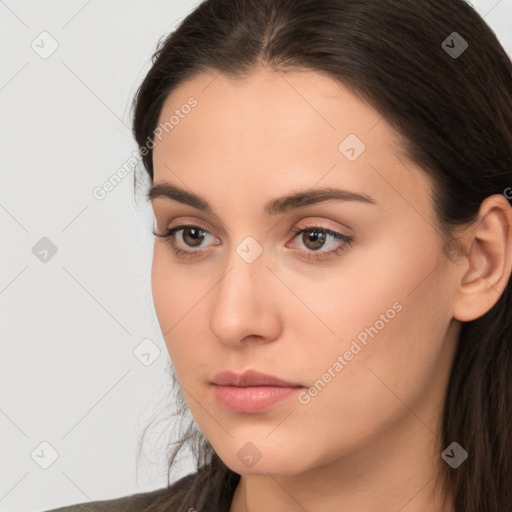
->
(209, 248, 282, 347)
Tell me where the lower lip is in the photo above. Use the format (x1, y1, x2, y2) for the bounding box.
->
(211, 385, 302, 413)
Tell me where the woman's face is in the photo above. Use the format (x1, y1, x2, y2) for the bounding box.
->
(150, 67, 460, 477)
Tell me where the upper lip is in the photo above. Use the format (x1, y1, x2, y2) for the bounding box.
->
(211, 369, 303, 387)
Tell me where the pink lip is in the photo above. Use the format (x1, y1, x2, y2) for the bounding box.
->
(211, 370, 304, 413)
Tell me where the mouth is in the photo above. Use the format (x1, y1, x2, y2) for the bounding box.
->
(210, 369, 304, 413)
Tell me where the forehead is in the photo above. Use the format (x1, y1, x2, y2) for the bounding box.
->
(151, 67, 430, 213)
(154, 66, 399, 153)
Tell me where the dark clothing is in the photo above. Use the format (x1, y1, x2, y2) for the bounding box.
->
(44, 469, 240, 512)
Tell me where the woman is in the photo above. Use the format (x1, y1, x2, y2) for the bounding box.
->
(46, 0, 512, 510)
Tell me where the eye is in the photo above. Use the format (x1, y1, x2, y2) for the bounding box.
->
(152, 222, 353, 261)
(152, 224, 218, 259)
(288, 224, 353, 260)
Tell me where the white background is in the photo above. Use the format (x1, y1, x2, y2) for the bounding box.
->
(1, 1, 511, 511)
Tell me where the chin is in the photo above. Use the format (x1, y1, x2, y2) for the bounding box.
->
(217, 442, 314, 477)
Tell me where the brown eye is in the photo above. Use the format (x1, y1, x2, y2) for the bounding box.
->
(152, 224, 217, 259)
(301, 229, 327, 251)
(290, 225, 354, 261)
(181, 227, 208, 247)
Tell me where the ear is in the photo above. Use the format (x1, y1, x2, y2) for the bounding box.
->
(452, 194, 512, 322)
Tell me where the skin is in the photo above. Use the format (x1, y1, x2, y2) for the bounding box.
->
(149, 66, 512, 512)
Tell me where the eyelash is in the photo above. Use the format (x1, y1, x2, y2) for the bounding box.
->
(152, 223, 353, 261)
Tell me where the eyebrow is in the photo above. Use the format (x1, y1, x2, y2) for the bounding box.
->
(147, 182, 377, 215)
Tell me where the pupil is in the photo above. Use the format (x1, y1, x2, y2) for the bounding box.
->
(304, 229, 325, 250)
(185, 227, 204, 246)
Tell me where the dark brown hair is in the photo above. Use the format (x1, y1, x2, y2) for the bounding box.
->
(131, 1, 512, 510)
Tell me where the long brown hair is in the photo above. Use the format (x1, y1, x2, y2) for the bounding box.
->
(131, 1, 512, 510)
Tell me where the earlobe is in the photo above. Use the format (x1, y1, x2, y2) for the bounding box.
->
(452, 194, 512, 322)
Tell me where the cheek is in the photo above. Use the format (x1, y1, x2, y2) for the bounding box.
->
(151, 246, 206, 326)
(292, 227, 450, 426)
(279, 224, 440, 356)
(150, 249, 215, 379)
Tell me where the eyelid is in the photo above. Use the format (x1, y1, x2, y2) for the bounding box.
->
(155, 215, 218, 234)
(291, 217, 353, 236)
(158, 223, 220, 246)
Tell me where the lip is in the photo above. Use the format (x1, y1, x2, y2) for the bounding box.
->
(211, 369, 304, 413)
(211, 369, 302, 387)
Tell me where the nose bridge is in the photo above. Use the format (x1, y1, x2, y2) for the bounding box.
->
(209, 237, 279, 344)
(221, 232, 267, 299)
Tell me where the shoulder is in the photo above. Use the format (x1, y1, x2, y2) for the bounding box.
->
(43, 471, 197, 512)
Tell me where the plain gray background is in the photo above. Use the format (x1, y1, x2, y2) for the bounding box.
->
(1, 1, 511, 511)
